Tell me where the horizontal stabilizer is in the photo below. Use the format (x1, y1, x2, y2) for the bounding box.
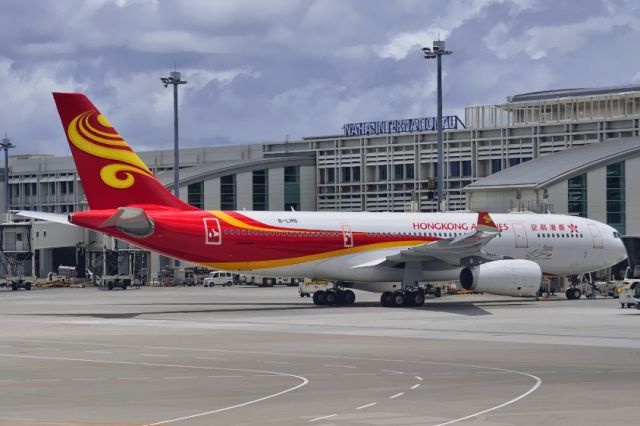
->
(15, 210, 74, 226)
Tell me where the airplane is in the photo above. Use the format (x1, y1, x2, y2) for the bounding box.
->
(17, 93, 628, 307)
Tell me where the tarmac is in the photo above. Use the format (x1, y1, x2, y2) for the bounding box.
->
(0, 285, 638, 426)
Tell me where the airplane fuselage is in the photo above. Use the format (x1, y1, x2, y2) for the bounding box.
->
(70, 209, 627, 283)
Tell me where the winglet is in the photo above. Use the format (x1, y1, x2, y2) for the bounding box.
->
(476, 211, 499, 232)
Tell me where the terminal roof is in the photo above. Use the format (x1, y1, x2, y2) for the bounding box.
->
(509, 85, 640, 103)
(465, 137, 640, 191)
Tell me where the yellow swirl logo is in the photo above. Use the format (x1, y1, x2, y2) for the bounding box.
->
(67, 111, 153, 189)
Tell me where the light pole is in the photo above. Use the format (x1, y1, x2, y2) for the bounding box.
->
(422, 40, 452, 212)
(160, 71, 187, 199)
(161, 71, 187, 278)
(0, 135, 15, 214)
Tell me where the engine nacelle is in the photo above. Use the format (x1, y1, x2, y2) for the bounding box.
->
(459, 259, 542, 297)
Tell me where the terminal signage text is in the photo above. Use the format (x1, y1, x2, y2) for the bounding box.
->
(343, 116, 460, 137)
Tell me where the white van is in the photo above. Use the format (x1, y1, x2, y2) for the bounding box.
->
(203, 271, 234, 287)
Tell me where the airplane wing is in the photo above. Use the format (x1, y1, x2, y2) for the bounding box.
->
(15, 210, 75, 226)
(353, 212, 502, 269)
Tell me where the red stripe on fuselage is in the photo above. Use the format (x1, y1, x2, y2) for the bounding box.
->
(70, 209, 438, 267)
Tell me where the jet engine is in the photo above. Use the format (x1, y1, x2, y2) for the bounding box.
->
(459, 259, 542, 297)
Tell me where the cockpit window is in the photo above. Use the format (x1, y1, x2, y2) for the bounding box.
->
(613, 231, 621, 238)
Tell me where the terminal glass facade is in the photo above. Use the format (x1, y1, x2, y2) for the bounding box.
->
(284, 166, 300, 211)
(606, 162, 625, 234)
(568, 174, 587, 217)
(187, 181, 204, 209)
(252, 170, 268, 211)
(220, 174, 236, 210)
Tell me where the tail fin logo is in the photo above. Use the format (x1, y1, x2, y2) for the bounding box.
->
(67, 110, 154, 189)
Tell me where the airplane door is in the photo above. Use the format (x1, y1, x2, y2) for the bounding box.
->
(512, 223, 529, 248)
(341, 225, 353, 248)
(203, 218, 222, 245)
(587, 224, 604, 249)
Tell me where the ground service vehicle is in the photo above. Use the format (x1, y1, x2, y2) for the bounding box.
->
(17, 93, 629, 308)
(619, 281, 640, 308)
(203, 271, 234, 287)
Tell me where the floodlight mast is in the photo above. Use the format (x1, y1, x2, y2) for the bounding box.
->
(422, 40, 452, 212)
(0, 135, 15, 213)
(160, 71, 187, 274)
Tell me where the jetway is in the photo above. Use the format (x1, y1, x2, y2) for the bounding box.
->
(621, 236, 640, 278)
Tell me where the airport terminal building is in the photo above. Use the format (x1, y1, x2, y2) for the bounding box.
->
(2, 85, 640, 279)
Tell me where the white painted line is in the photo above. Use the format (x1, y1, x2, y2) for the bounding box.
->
(35, 347, 61, 351)
(0, 352, 311, 426)
(0, 345, 13, 348)
(72, 378, 106, 381)
(163, 376, 197, 380)
(0, 379, 15, 383)
(309, 414, 337, 422)
(119, 377, 152, 380)
(3, 342, 543, 426)
(138, 354, 169, 358)
(356, 402, 377, 410)
(323, 364, 356, 369)
(382, 369, 404, 374)
(433, 369, 542, 426)
(411, 384, 421, 390)
(263, 360, 290, 364)
(415, 376, 423, 381)
(85, 350, 113, 354)
(253, 374, 280, 377)
(28, 378, 62, 382)
(196, 356, 227, 361)
(389, 392, 404, 399)
(207, 375, 242, 378)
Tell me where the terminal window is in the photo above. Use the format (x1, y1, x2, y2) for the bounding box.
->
(607, 162, 625, 234)
(567, 173, 587, 218)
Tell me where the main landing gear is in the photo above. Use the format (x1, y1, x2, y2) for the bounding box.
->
(312, 288, 356, 306)
(379, 261, 426, 308)
(380, 289, 425, 307)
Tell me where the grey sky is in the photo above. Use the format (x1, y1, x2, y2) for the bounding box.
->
(1, 0, 639, 155)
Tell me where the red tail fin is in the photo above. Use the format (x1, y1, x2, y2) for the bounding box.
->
(477, 211, 499, 232)
(52, 93, 194, 210)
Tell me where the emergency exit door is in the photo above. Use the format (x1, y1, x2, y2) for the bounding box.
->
(512, 223, 529, 248)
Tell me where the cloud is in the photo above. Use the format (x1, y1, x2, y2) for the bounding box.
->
(376, 0, 526, 60)
(0, 0, 638, 157)
(485, 14, 640, 60)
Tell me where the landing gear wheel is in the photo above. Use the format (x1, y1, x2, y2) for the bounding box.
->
(381, 292, 393, 307)
(25, 282, 32, 291)
(572, 288, 582, 299)
(403, 291, 414, 307)
(314, 290, 327, 305)
(343, 290, 356, 305)
(392, 292, 405, 307)
(411, 292, 425, 307)
(325, 290, 337, 305)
